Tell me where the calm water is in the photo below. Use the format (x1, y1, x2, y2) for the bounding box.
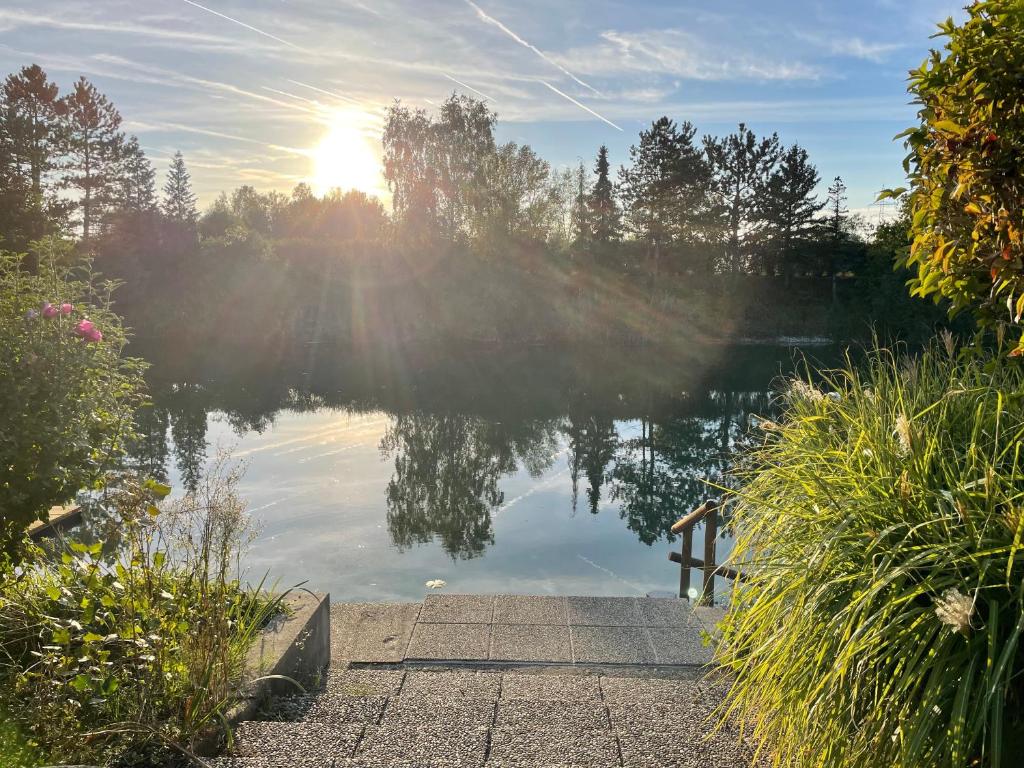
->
(124, 342, 831, 602)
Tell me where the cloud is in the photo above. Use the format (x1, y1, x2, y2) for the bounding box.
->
(0, 8, 248, 51)
(829, 37, 905, 62)
(558, 29, 822, 82)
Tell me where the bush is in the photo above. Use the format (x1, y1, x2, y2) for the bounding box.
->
(0, 242, 145, 553)
(718, 342, 1024, 767)
(890, 1, 1024, 351)
(0, 460, 280, 766)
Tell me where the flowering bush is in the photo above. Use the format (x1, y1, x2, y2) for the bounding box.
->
(718, 342, 1024, 767)
(0, 244, 145, 555)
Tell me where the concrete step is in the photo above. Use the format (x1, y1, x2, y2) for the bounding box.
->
(230, 720, 364, 761)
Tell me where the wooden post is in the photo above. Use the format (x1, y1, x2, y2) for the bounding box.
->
(700, 505, 718, 606)
(679, 525, 692, 599)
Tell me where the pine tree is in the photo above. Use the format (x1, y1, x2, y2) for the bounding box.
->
(162, 151, 198, 226)
(704, 123, 781, 273)
(826, 175, 849, 242)
(60, 77, 124, 240)
(759, 144, 823, 275)
(570, 161, 589, 248)
(115, 136, 157, 213)
(618, 118, 711, 275)
(587, 145, 619, 245)
(0, 64, 66, 249)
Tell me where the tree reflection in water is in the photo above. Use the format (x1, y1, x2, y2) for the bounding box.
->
(129, 343, 811, 561)
(380, 414, 560, 559)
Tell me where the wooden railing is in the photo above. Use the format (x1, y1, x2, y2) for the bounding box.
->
(668, 498, 742, 604)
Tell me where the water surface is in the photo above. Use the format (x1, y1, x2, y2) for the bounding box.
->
(128, 343, 828, 602)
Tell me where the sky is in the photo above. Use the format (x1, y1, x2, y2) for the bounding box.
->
(0, 0, 966, 219)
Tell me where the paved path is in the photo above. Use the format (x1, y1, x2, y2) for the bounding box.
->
(213, 595, 758, 768)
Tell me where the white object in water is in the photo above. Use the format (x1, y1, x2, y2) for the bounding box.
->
(425, 579, 447, 589)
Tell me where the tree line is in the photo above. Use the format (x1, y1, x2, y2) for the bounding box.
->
(1, 63, 944, 350)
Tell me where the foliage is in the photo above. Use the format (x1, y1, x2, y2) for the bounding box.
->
(888, 1, 1024, 352)
(718, 343, 1024, 768)
(0, 462, 280, 766)
(0, 243, 145, 555)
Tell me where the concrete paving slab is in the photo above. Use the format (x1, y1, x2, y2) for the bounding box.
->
(382, 695, 496, 729)
(488, 727, 621, 768)
(401, 669, 502, 700)
(355, 724, 488, 767)
(600, 675, 700, 703)
(489, 624, 572, 662)
(649, 627, 715, 665)
(419, 593, 494, 623)
(493, 595, 567, 625)
(499, 672, 602, 701)
(330, 603, 419, 664)
(303, 694, 387, 726)
(571, 625, 656, 664)
(232, 721, 363, 760)
(496, 699, 610, 730)
(566, 596, 642, 627)
(637, 598, 701, 627)
(325, 668, 405, 697)
(210, 760, 353, 768)
(406, 622, 491, 661)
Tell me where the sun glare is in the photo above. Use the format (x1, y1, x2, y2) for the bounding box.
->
(310, 110, 386, 200)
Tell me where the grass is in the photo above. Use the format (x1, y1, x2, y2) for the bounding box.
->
(717, 338, 1024, 767)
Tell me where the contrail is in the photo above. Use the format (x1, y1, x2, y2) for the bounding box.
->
(181, 0, 300, 49)
(263, 85, 321, 106)
(287, 78, 361, 106)
(539, 80, 621, 131)
(444, 73, 496, 102)
(466, 0, 598, 95)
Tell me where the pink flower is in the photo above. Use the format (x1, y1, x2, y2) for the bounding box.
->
(60, 303, 73, 315)
(84, 328, 103, 343)
(41, 302, 58, 319)
(72, 319, 95, 337)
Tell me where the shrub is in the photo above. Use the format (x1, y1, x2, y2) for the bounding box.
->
(0, 460, 279, 766)
(888, 1, 1024, 351)
(718, 342, 1024, 767)
(0, 242, 145, 553)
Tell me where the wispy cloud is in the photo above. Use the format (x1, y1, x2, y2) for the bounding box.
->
(444, 73, 496, 102)
(465, 0, 599, 95)
(560, 29, 821, 82)
(287, 79, 362, 106)
(539, 81, 621, 131)
(829, 37, 905, 62)
(180, 0, 300, 49)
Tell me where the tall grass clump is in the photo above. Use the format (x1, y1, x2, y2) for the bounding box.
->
(718, 340, 1024, 767)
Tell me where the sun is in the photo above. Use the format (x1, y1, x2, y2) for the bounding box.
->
(310, 110, 387, 199)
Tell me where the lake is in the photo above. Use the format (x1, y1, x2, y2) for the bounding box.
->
(125, 342, 832, 603)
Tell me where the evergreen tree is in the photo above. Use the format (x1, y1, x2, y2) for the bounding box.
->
(115, 136, 157, 213)
(826, 175, 849, 242)
(587, 145, 619, 245)
(618, 118, 711, 275)
(0, 64, 66, 250)
(60, 77, 124, 240)
(704, 123, 781, 273)
(571, 161, 589, 248)
(162, 151, 198, 226)
(759, 143, 823, 276)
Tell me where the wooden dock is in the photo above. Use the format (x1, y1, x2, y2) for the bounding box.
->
(27, 505, 82, 540)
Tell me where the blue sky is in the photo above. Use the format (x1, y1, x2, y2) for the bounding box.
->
(0, 0, 965, 217)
